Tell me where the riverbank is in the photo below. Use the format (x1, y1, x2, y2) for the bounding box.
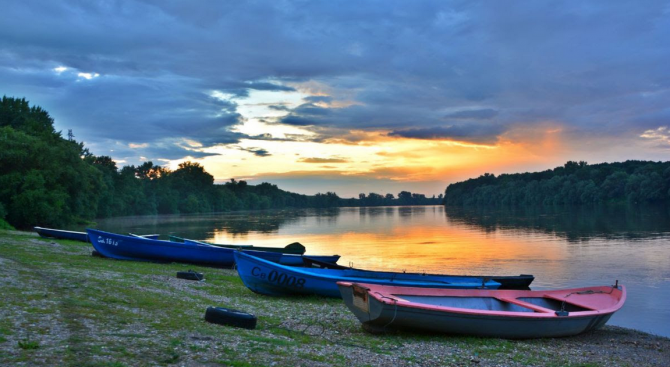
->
(0, 230, 668, 366)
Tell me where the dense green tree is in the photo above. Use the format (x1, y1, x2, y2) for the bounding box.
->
(397, 191, 412, 204)
(445, 161, 670, 207)
(0, 96, 58, 138)
(0, 115, 103, 227)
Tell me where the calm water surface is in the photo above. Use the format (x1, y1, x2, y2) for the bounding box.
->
(94, 205, 670, 337)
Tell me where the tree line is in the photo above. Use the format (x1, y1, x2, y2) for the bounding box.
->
(0, 97, 439, 229)
(444, 160, 670, 206)
(348, 192, 442, 207)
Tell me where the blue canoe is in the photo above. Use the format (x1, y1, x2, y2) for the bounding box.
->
(87, 229, 282, 267)
(234, 251, 501, 298)
(35, 226, 89, 242)
(182, 238, 339, 267)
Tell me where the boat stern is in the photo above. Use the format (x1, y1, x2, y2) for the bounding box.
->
(337, 282, 381, 324)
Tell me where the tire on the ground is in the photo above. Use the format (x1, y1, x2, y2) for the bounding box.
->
(204, 306, 257, 329)
(177, 271, 204, 281)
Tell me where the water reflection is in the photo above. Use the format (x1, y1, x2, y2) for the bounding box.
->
(398, 206, 426, 217)
(444, 204, 670, 242)
(94, 210, 305, 238)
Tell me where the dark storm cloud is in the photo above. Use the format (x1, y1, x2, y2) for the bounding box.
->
(93, 139, 221, 163)
(388, 124, 505, 143)
(279, 115, 316, 127)
(632, 109, 670, 130)
(445, 109, 498, 120)
(237, 147, 271, 157)
(243, 82, 295, 92)
(268, 105, 291, 111)
(304, 96, 333, 104)
(1, 0, 669, 158)
(217, 81, 297, 98)
(243, 132, 313, 143)
(279, 100, 448, 133)
(136, 145, 221, 160)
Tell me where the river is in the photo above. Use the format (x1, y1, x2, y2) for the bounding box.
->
(94, 204, 670, 338)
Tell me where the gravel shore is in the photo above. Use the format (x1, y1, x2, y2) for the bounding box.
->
(1, 230, 668, 366)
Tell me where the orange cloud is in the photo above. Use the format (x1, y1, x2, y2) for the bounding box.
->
(199, 122, 573, 196)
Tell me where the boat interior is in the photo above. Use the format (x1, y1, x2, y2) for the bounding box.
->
(392, 295, 593, 313)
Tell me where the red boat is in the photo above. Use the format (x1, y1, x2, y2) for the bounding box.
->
(338, 281, 626, 338)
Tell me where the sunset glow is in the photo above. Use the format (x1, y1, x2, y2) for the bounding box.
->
(208, 206, 568, 275)
(186, 121, 572, 196)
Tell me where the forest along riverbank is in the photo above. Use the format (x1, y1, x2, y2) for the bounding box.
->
(1, 229, 669, 367)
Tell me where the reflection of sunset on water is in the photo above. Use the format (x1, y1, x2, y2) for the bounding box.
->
(210, 206, 568, 280)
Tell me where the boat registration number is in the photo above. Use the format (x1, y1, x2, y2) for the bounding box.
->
(251, 267, 306, 289)
(97, 237, 119, 246)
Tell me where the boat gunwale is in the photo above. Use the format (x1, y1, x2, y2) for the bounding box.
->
(35, 226, 87, 236)
(302, 258, 534, 289)
(174, 235, 305, 254)
(298, 255, 342, 262)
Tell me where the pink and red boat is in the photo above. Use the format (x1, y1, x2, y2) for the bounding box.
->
(338, 281, 626, 338)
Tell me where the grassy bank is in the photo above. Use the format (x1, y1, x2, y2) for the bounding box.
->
(0, 230, 668, 367)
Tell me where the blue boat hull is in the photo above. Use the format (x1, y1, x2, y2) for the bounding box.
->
(87, 229, 281, 267)
(35, 226, 89, 242)
(234, 252, 500, 298)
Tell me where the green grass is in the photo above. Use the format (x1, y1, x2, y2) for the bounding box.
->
(18, 340, 39, 350)
(0, 219, 14, 230)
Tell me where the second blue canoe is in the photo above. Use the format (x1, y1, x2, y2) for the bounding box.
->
(35, 226, 89, 242)
(234, 251, 501, 298)
(87, 229, 281, 267)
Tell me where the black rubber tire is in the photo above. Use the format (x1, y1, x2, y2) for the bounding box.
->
(204, 306, 257, 329)
(91, 250, 105, 258)
(177, 270, 204, 281)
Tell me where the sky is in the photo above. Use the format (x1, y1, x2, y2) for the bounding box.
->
(1, 1, 669, 198)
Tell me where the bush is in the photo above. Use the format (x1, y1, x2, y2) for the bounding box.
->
(0, 202, 12, 229)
